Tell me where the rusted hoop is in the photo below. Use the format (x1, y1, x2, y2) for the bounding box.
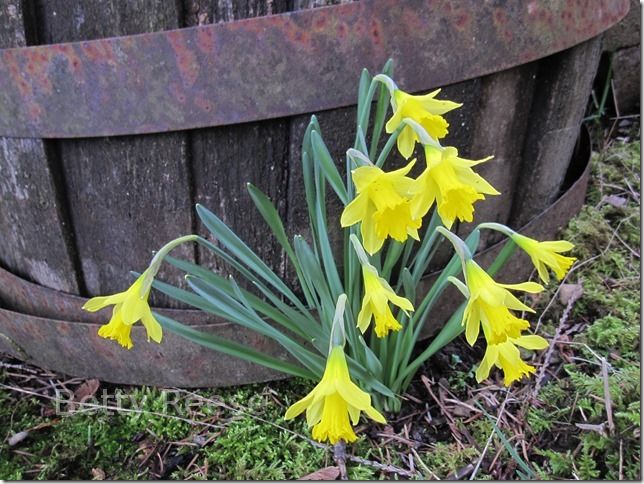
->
(0, 0, 628, 138)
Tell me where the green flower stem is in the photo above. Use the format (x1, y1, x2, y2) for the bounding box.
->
(436, 227, 472, 262)
(409, 210, 442, 285)
(357, 74, 397, 141)
(355, 126, 369, 155)
(487, 239, 518, 277)
(329, 294, 348, 350)
(381, 240, 404, 281)
(369, 60, 394, 160)
(375, 124, 404, 168)
(357, 75, 388, 141)
(477, 222, 515, 238)
(395, 305, 465, 391)
(398, 236, 416, 283)
(385, 311, 410, 388)
(142, 234, 199, 295)
(377, 330, 389, 374)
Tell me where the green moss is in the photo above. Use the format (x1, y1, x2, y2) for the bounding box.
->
(527, 140, 641, 480)
(417, 442, 479, 478)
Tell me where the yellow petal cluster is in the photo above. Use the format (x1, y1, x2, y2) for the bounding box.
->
(462, 260, 548, 386)
(284, 346, 386, 444)
(83, 270, 162, 349)
(357, 264, 414, 337)
(385, 88, 461, 159)
(476, 334, 549, 386)
(412, 146, 499, 229)
(340, 161, 421, 255)
(511, 233, 576, 283)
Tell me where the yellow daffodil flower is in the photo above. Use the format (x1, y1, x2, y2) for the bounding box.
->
(83, 269, 162, 349)
(475, 333, 549, 386)
(385, 88, 462, 159)
(511, 234, 576, 283)
(462, 260, 544, 346)
(284, 346, 386, 444)
(412, 146, 499, 229)
(357, 264, 414, 337)
(341, 160, 421, 255)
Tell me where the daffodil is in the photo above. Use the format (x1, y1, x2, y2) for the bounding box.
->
(475, 333, 549, 386)
(411, 146, 499, 229)
(83, 269, 162, 349)
(462, 260, 543, 346)
(96, 309, 134, 349)
(511, 234, 576, 283)
(341, 160, 421, 255)
(385, 88, 462, 159)
(357, 264, 414, 337)
(284, 346, 386, 444)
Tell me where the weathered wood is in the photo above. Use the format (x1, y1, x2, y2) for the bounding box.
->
(182, 0, 292, 289)
(32, 0, 195, 307)
(441, 79, 482, 159)
(509, 37, 603, 228)
(287, 106, 356, 255)
(0, 0, 79, 293)
(457, 64, 538, 248)
(190, 121, 290, 282)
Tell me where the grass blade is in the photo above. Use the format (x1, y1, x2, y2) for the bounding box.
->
(310, 130, 348, 204)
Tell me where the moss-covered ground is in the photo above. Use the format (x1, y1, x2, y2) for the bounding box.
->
(1, 138, 640, 480)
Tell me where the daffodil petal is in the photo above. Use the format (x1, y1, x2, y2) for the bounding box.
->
(141, 309, 163, 343)
(498, 281, 544, 293)
(341, 193, 368, 227)
(363, 404, 387, 424)
(285, 391, 315, 420)
(475, 344, 499, 383)
(83, 293, 126, 312)
(514, 334, 549, 350)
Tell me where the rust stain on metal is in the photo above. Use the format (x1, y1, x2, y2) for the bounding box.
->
(0, 0, 629, 138)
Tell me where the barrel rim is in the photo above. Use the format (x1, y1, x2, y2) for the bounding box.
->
(0, 0, 629, 138)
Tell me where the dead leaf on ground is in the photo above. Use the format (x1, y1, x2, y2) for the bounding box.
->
(74, 379, 100, 402)
(299, 466, 340, 480)
(602, 194, 628, 208)
(559, 283, 583, 305)
(91, 468, 106, 480)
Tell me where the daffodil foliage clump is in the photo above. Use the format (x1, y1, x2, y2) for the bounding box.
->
(83, 62, 576, 445)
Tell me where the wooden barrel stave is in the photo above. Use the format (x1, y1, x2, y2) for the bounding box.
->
(0, 0, 80, 294)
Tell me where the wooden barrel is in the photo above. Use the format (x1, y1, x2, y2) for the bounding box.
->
(0, 0, 629, 386)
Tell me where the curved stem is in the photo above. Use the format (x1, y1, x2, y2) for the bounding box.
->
(143, 234, 199, 295)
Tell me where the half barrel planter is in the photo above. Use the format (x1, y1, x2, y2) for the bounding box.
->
(0, 0, 630, 386)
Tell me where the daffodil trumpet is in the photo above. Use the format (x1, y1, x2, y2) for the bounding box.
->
(341, 159, 422, 255)
(83, 234, 198, 349)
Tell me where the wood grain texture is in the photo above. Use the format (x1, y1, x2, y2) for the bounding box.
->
(457, 64, 538, 248)
(284, 0, 362, 287)
(182, 0, 292, 289)
(509, 37, 603, 228)
(287, 106, 356, 252)
(0, 0, 79, 293)
(32, 0, 195, 306)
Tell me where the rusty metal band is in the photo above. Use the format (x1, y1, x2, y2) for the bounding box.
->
(0, 0, 629, 139)
(0, 127, 591, 387)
